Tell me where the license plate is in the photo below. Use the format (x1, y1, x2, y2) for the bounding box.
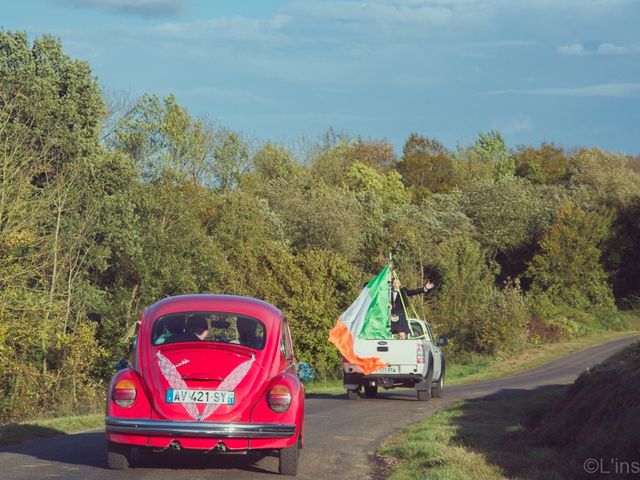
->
(166, 389, 235, 405)
(376, 365, 399, 374)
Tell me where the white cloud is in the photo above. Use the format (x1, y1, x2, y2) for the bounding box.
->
(597, 42, 640, 55)
(557, 42, 640, 56)
(485, 83, 640, 98)
(557, 43, 586, 56)
(57, 0, 187, 17)
(492, 114, 533, 134)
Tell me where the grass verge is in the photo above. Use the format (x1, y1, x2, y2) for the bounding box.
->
(377, 386, 570, 480)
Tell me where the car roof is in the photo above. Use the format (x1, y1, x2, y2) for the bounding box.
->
(144, 294, 283, 327)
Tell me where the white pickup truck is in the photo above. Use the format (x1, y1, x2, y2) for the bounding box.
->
(342, 318, 447, 401)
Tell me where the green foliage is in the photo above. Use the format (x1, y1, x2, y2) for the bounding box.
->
(472, 130, 515, 179)
(515, 143, 568, 184)
(527, 201, 615, 323)
(567, 147, 640, 210)
(461, 176, 554, 255)
(0, 31, 104, 170)
(285, 250, 359, 379)
(429, 236, 529, 355)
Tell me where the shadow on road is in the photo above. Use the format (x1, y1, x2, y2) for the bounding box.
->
(1, 431, 107, 468)
(0, 423, 67, 448)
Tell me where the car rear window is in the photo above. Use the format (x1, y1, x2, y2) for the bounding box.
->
(151, 312, 266, 350)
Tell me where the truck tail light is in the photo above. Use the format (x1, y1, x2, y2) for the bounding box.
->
(416, 343, 425, 365)
(113, 379, 137, 407)
(267, 385, 291, 413)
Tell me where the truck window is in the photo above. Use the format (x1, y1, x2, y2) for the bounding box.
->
(426, 324, 435, 343)
(410, 320, 425, 338)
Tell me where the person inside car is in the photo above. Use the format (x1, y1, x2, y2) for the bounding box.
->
(236, 317, 263, 349)
(185, 314, 209, 340)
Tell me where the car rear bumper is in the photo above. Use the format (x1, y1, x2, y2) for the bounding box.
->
(105, 416, 296, 438)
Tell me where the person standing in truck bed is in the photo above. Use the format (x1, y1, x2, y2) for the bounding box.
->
(391, 278, 434, 339)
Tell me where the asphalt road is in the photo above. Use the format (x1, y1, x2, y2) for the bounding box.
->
(1, 335, 637, 480)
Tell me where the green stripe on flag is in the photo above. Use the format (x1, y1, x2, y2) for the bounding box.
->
(358, 263, 392, 339)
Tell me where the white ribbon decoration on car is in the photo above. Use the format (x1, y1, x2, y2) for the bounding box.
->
(156, 351, 255, 422)
(156, 351, 200, 421)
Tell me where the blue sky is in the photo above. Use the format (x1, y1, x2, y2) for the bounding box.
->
(1, 0, 639, 154)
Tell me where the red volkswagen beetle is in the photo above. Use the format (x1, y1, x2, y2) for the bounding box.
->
(105, 294, 304, 475)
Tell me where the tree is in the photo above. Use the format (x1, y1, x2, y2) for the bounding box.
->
(527, 201, 615, 313)
(0, 31, 104, 172)
(461, 176, 554, 256)
(398, 133, 455, 200)
(515, 143, 568, 184)
(346, 138, 396, 171)
(567, 148, 640, 210)
(114, 94, 212, 184)
(472, 130, 515, 179)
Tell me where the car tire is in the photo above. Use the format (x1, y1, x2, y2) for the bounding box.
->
(431, 372, 444, 398)
(364, 385, 378, 398)
(278, 437, 300, 476)
(107, 441, 131, 470)
(347, 388, 360, 400)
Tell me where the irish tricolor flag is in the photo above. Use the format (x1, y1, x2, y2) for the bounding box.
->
(329, 263, 392, 374)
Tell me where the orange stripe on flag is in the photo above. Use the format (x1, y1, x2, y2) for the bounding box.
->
(329, 319, 387, 375)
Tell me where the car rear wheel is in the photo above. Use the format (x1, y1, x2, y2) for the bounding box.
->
(278, 437, 300, 476)
(107, 441, 131, 470)
(364, 385, 378, 398)
(347, 388, 360, 400)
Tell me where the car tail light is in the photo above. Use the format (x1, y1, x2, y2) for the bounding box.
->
(417, 343, 425, 365)
(267, 385, 291, 413)
(341, 357, 348, 363)
(113, 379, 137, 407)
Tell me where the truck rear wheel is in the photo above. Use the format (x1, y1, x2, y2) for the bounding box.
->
(417, 389, 431, 401)
(364, 385, 378, 398)
(417, 357, 434, 401)
(432, 373, 444, 398)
